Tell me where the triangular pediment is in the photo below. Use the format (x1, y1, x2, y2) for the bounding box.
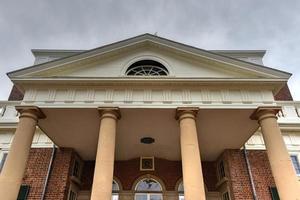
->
(8, 34, 291, 80)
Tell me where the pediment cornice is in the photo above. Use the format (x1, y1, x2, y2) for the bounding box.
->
(7, 34, 291, 79)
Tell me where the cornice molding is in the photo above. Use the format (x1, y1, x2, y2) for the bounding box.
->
(7, 34, 291, 79)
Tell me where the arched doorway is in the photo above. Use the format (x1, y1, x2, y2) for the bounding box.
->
(134, 177, 164, 200)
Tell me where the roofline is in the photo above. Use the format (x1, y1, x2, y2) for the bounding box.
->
(10, 76, 289, 82)
(8, 34, 153, 76)
(211, 50, 266, 56)
(31, 49, 85, 57)
(31, 49, 266, 55)
(8, 33, 291, 78)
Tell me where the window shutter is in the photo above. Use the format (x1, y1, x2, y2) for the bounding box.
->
(269, 187, 280, 200)
(17, 185, 30, 200)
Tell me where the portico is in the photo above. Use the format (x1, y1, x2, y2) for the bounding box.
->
(0, 104, 299, 199)
(2, 34, 300, 199)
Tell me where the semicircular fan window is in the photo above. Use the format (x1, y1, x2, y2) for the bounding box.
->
(126, 60, 169, 76)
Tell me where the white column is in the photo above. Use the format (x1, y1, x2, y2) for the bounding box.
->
(0, 106, 45, 200)
(252, 107, 300, 199)
(91, 108, 120, 200)
(176, 107, 206, 200)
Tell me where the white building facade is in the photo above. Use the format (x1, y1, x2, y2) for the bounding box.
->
(0, 34, 299, 200)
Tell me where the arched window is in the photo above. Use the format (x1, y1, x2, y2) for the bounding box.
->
(126, 60, 169, 76)
(177, 181, 184, 200)
(134, 178, 163, 200)
(112, 180, 120, 200)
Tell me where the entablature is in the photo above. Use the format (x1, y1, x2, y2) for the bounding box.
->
(20, 84, 276, 108)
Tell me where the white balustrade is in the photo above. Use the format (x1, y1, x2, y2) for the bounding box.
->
(0, 101, 21, 124)
(276, 101, 300, 124)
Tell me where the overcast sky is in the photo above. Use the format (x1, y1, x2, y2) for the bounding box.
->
(0, 0, 299, 100)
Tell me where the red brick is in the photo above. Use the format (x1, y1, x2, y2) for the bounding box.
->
(8, 85, 24, 101)
(222, 149, 275, 200)
(275, 83, 293, 101)
(22, 148, 75, 200)
(81, 158, 218, 192)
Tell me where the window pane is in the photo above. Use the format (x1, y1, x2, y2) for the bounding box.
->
(135, 194, 147, 200)
(218, 161, 226, 179)
(270, 187, 280, 200)
(112, 180, 120, 191)
(112, 194, 118, 200)
(178, 182, 184, 193)
(150, 194, 163, 200)
(291, 155, 300, 175)
(72, 160, 80, 177)
(0, 153, 8, 172)
(222, 192, 230, 200)
(126, 60, 169, 76)
(17, 185, 30, 200)
(136, 179, 162, 191)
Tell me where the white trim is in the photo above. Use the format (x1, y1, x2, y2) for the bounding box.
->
(120, 55, 174, 76)
(8, 34, 291, 79)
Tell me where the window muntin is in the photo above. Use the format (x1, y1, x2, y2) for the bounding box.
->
(179, 195, 184, 200)
(17, 185, 30, 200)
(72, 160, 80, 177)
(134, 178, 163, 200)
(290, 155, 300, 175)
(135, 193, 162, 200)
(178, 181, 184, 200)
(135, 178, 162, 192)
(126, 60, 168, 76)
(217, 160, 226, 180)
(222, 191, 230, 200)
(270, 187, 280, 200)
(112, 180, 120, 200)
(112, 180, 120, 192)
(0, 151, 8, 173)
(68, 190, 77, 200)
(112, 194, 119, 200)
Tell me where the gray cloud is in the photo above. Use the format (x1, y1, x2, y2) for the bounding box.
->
(1, 0, 299, 99)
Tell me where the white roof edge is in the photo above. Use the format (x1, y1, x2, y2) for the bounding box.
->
(31, 49, 266, 55)
(211, 50, 266, 57)
(31, 49, 85, 57)
(8, 34, 291, 79)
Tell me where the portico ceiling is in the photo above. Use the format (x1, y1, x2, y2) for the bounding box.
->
(38, 107, 258, 161)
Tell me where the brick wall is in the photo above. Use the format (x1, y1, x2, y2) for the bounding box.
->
(274, 83, 293, 101)
(223, 149, 276, 200)
(44, 148, 74, 200)
(23, 148, 52, 199)
(223, 150, 254, 200)
(8, 85, 24, 101)
(247, 150, 276, 200)
(23, 149, 277, 199)
(80, 158, 218, 192)
(22, 148, 74, 200)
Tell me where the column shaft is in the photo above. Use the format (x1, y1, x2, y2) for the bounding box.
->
(255, 108, 300, 199)
(177, 108, 206, 200)
(0, 107, 44, 200)
(91, 108, 120, 200)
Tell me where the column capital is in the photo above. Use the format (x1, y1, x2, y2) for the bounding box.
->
(98, 107, 121, 120)
(175, 107, 199, 121)
(250, 106, 281, 122)
(15, 106, 46, 121)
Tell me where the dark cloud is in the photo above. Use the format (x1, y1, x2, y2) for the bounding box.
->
(1, 0, 300, 99)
